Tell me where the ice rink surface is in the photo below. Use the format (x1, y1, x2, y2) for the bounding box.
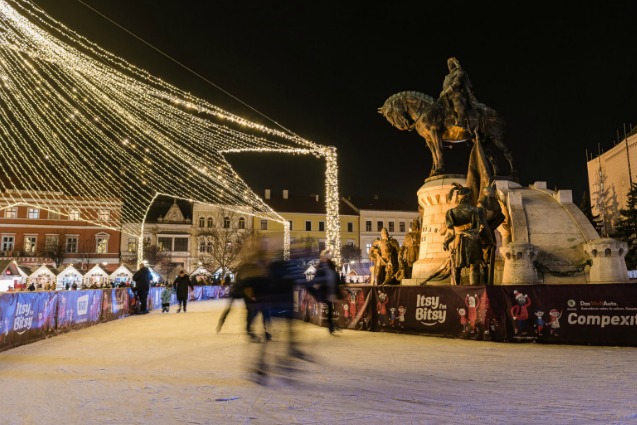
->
(1, 299, 636, 425)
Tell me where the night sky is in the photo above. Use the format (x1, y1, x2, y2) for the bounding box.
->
(30, 1, 637, 208)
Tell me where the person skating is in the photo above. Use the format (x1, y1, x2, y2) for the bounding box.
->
(173, 270, 193, 313)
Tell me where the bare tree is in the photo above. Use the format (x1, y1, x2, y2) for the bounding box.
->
(45, 235, 67, 267)
(341, 244, 362, 263)
(143, 241, 171, 278)
(195, 209, 255, 278)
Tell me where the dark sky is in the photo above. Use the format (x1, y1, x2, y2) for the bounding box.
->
(30, 0, 637, 207)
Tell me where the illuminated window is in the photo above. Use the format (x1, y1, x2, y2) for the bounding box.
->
(27, 208, 39, 219)
(127, 238, 137, 253)
(24, 236, 37, 253)
(98, 210, 110, 221)
(96, 236, 108, 253)
(69, 209, 81, 220)
(48, 210, 60, 219)
(5, 207, 17, 218)
(158, 237, 172, 251)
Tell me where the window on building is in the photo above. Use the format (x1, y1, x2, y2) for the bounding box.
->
(260, 220, 268, 230)
(239, 217, 246, 229)
(96, 236, 108, 254)
(346, 240, 354, 247)
(45, 234, 59, 251)
(305, 221, 312, 231)
(158, 237, 172, 251)
(98, 210, 110, 221)
(319, 221, 325, 232)
(366, 242, 372, 255)
(287, 220, 293, 231)
(347, 222, 353, 232)
(48, 211, 60, 220)
(28, 208, 39, 219)
(207, 217, 214, 228)
(127, 238, 137, 253)
(318, 240, 326, 252)
(400, 221, 406, 233)
(198, 238, 206, 253)
(69, 209, 80, 220)
(224, 217, 230, 229)
(388, 221, 394, 232)
(206, 241, 213, 253)
(174, 238, 188, 252)
(2, 236, 15, 252)
(5, 207, 17, 218)
(66, 236, 78, 253)
(199, 216, 205, 228)
(377, 221, 383, 231)
(24, 236, 37, 253)
(365, 221, 372, 232)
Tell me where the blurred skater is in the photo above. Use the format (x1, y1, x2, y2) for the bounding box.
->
(313, 249, 341, 334)
(235, 250, 271, 342)
(216, 277, 244, 333)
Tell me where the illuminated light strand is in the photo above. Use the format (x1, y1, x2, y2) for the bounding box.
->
(0, 0, 340, 262)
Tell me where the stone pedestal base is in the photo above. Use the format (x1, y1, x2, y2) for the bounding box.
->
(500, 242, 540, 284)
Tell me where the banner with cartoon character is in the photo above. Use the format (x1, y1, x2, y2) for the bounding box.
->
(11, 292, 58, 347)
(0, 293, 17, 351)
(493, 284, 637, 345)
(57, 290, 103, 332)
(369, 286, 491, 339)
(295, 285, 374, 331)
(101, 289, 131, 322)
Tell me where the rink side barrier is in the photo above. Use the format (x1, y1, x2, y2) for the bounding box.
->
(0, 286, 229, 353)
(294, 284, 637, 347)
(2, 284, 636, 351)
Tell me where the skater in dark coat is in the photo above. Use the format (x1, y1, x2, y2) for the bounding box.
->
(173, 270, 193, 313)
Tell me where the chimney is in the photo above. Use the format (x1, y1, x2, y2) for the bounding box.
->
(315, 194, 319, 202)
(265, 189, 270, 200)
(283, 189, 288, 199)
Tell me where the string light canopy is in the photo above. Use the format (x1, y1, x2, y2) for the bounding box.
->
(0, 0, 341, 262)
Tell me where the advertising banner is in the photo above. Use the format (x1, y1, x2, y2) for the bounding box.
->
(0, 293, 17, 351)
(493, 285, 637, 346)
(14, 292, 58, 347)
(57, 290, 103, 332)
(101, 289, 130, 322)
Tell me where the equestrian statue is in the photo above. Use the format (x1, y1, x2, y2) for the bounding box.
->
(378, 57, 516, 179)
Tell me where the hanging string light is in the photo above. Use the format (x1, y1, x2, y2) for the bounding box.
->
(0, 0, 341, 262)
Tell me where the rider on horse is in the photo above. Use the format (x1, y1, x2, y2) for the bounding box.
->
(439, 57, 478, 129)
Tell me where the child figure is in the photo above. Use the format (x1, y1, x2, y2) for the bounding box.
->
(161, 284, 173, 313)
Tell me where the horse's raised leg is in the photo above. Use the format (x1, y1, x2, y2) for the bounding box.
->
(490, 136, 516, 177)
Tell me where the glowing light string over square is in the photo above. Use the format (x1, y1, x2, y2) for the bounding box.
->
(0, 0, 341, 262)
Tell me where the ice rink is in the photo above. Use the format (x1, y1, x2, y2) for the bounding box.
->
(1, 299, 636, 424)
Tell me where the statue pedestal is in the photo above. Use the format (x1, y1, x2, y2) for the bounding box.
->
(499, 242, 540, 284)
(410, 175, 466, 284)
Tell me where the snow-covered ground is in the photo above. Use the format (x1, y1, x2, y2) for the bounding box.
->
(1, 299, 636, 425)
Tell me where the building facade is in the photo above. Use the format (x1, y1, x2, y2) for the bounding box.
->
(342, 195, 420, 259)
(0, 191, 122, 271)
(586, 129, 637, 234)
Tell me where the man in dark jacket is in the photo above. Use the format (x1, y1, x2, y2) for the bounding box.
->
(173, 270, 194, 313)
(132, 262, 152, 314)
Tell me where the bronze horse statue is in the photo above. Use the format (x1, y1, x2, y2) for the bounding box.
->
(378, 91, 516, 178)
